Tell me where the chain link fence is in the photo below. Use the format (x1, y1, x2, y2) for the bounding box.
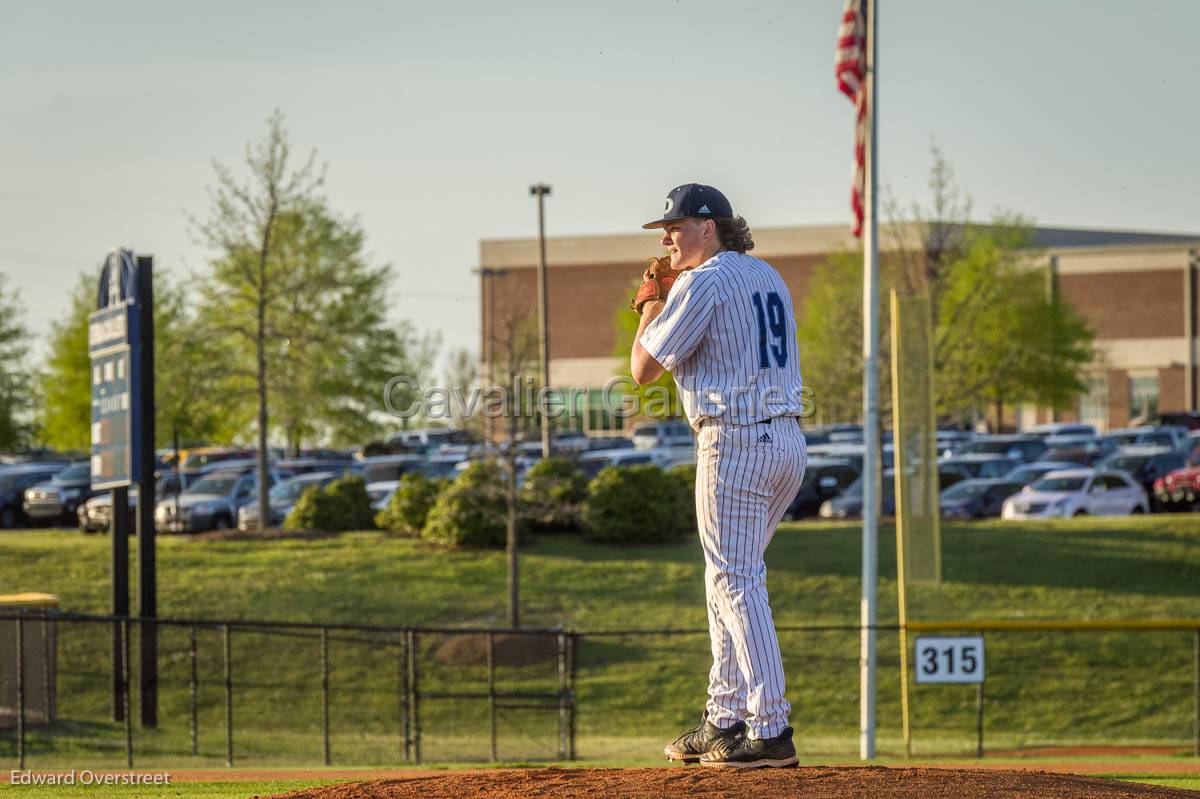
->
(2, 612, 1198, 767)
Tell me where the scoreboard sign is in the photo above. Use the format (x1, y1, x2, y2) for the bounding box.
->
(89, 250, 143, 489)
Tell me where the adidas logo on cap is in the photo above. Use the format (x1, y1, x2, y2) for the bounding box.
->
(698, 204, 711, 214)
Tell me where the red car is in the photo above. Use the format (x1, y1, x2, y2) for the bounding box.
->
(1154, 462, 1200, 511)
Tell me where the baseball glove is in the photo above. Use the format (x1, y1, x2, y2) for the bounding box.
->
(631, 256, 684, 314)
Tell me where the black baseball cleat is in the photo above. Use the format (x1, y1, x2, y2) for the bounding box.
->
(663, 714, 746, 762)
(699, 726, 798, 768)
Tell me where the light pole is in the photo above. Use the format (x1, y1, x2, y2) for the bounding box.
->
(529, 183, 552, 459)
(475, 267, 507, 444)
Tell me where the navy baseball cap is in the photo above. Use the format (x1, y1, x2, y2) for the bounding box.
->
(642, 183, 733, 229)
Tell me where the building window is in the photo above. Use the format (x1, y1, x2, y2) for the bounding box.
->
(1078, 376, 1108, 430)
(1129, 376, 1159, 422)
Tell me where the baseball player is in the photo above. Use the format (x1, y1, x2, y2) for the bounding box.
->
(630, 184, 807, 769)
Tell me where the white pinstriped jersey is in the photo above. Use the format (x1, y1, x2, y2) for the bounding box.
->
(640, 250, 804, 430)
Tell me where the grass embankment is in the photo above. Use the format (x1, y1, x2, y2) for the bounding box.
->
(0, 516, 1198, 769)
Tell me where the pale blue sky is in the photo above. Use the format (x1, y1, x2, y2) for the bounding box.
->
(2, 1, 1197, 369)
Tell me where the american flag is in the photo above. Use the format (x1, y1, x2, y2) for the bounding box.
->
(835, 0, 867, 237)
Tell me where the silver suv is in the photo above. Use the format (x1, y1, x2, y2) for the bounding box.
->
(155, 469, 279, 533)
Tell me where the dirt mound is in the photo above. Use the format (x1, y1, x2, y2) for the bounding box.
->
(263, 766, 1198, 799)
(434, 632, 561, 667)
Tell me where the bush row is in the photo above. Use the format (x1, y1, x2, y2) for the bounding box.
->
(283, 457, 698, 549)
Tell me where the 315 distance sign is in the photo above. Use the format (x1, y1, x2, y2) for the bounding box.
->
(914, 636, 985, 684)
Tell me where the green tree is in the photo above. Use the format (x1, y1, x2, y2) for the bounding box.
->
(38, 275, 96, 452)
(192, 111, 325, 527)
(0, 275, 36, 450)
(260, 205, 432, 452)
(193, 111, 435, 527)
(154, 280, 244, 448)
(795, 250, 872, 424)
(37, 271, 234, 454)
(800, 146, 1095, 427)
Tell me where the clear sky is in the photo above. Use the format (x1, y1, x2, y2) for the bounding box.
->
(2, 0, 1197, 373)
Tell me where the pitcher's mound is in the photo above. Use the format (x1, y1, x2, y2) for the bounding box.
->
(266, 766, 1197, 799)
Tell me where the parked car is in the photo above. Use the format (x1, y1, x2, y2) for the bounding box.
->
(1021, 423, 1098, 439)
(357, 455, 430, 484)
(22, 461, 95, 525)
(1097, 447, 1186, 511)
(1108, 426, 1187, 450)
(1001, 469, 1149, 519)
(578, 448, 674, 479)
(156, 469, 280, 533)
(1151, 446, 1200, 510)
(367, 480, 399, 512)
(237, 471, 340, 530)
(784, 458, 860, 520)
(1138, 411, 1200, 432)
(276, 457, 358, 476)
(938, 454, 1021, 480)
(1040, 443, 1118, 466)
(179, 447, 258, 472)
(951, 435, 1047, 464)
(940, 479, 1025, 520)
(0, 464, 67, 528)
(820, 470, 896, 519)
(1003, 461, 1080, 487)
(77, 489, 141, 534)
(629, 420, 694, 450)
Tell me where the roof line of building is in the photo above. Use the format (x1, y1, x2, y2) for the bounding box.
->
(480, 222, 1200, 269)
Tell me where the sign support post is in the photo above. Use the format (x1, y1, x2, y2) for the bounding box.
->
(90, 248, 157, 727)
(135, 256, 157, 728)
(111, 486, 129, 721)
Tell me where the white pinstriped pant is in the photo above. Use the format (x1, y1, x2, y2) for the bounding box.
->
(695, 416, 807, 739)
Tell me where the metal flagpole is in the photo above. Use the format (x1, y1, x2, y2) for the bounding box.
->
(860, 0, 880, 761)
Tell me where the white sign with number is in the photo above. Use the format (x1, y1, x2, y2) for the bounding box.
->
(914, 636, 985, 684)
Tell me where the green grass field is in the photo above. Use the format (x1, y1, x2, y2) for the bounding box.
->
(1, 515, 1199, 778)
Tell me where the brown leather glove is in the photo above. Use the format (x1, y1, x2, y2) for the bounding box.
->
(631, 256, 684, 314)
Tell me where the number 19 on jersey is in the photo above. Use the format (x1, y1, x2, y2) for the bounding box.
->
(914, 636, 985, 684)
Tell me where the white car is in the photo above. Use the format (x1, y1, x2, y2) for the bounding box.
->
(367, 480, 399, 512)
(629, 421, 694, 450)
(1001, 468, 1149, 519)
(579, 447, 675, 479)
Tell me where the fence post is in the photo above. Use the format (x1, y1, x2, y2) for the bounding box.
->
(487, 632, 497, 762)
(16, 615, 25, 771)
(39, 614, 50, 725)
(321, 627, 331, 766)
(568, 632, 577, 761)
(557, 631, 567, 760)
(223, 623, 233, 767)
(975, 681, 984, 758)
(123, 619, 133, 768)
(400, 633, 410, 762)
(409, 630, 421, 764)
(189, 626, 198, 756)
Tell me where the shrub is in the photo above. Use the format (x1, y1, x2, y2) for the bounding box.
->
(376, 472, 450, 536)
(422, 461, 509, 548)
(520, 457, 588, 532)
(665, 462, 698, 533)
(582, 464, 693, 545)
(283, 475, 376, 532)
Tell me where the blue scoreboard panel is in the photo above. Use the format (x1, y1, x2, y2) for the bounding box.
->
(89, 301, 141, 489)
